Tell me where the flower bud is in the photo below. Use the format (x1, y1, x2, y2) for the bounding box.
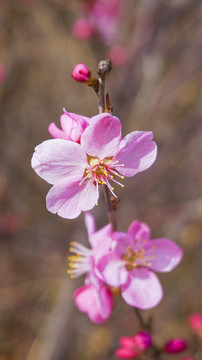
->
(164, 338, 187, 354)
(71, 63, 91, 83)
(133, 331, 152, 351)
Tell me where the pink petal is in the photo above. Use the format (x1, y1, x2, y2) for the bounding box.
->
(74, 283, 113, 324)
(128, 220, 151, 241)
(61, 111, 89, 132)
(46, 177, 98, 219)
(84, 212, 96, 237)
(144, 238, 183, 272)
(96, 253, 128, 287)
(48, 123, 71, 140)
(31, 139, 86, 185)
(90, 223, 112, 255)
(80, 113, 122, 159)
(114, 131, 157, 177)
(115, 347, 139, 359)
(121, 268, 163, 309)
(112, 231, 132, 255)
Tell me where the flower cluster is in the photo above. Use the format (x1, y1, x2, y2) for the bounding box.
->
(31, 60, 185, 359)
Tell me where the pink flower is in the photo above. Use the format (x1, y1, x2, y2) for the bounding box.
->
(31, 113, 157, 219)
(96, 220, 183, 309)
(164, 338, 187, 354)
(69, 212, 113, 323)
(89, 0, 123, 44)
(74, 277, 113, 324)
(72, 18, 94, 39)
(115, 337, 139, 359)
(133, 332, 152, 351)
(48, 109, 89, 143)
(71, 62, 91, 83)
(189, 313, 202, 336)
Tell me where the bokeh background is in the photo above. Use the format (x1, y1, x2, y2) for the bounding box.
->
(0, 0, 202, 359)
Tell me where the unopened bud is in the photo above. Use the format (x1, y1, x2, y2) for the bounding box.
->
(71, 63, 91, 83)
(164, 338, 187, 354)
(133, 331, 152, 351)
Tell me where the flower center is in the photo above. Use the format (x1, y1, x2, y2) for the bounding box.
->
(122, 245, 154, 271)
(79, 155, 125, 197)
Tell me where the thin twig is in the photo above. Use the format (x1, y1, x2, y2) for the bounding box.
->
(96, 60, 117, 231)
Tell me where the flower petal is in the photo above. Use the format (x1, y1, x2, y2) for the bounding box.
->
(90, 223, 112, 255)
(144, 238, 183, 272)
(74, 283, 113, 324)
(31, 139, 87, 185)
(84, 212, 96, 237)
(46, 177, 98, 219)
(80, 113, 122, 159)
(114, 131, 157, 177)
(61, 110, 90, 132)
(128, 220, 151, 241)
(121, 268, 163, 309)
(96, 253, 128, 287)
(48, 123, 71, 140)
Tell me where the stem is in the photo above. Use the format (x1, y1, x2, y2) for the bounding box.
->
(97, 60, 117, 231)
(134, 308, 162, 360)
(103, 185, 117, 231)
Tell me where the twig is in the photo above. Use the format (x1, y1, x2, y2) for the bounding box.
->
(96, 59, 117, 231)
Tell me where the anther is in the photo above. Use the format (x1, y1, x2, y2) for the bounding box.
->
(84, 188, 88, 191)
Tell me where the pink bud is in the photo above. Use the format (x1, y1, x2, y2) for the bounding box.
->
(72, 18, 94, 39)
(115, 347, 139, 359)
(164, 338, 187, 354)
(71, 63, 91, 83)
(133, 331, 152, 351)
(189, 313, 202, 334)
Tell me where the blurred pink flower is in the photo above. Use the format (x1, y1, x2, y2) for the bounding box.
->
(0, 64, 6, 84)
(72, 18, 94, 39)
(70, 212, 113, 323)
(48, 109, 89, 143)
(71, 62, 91, 82)
(189, 313, 202, 337)
(164, 338, 187, 354)
(108, 45, 129, 67)
(74, 276, 113, 323)
(180, 356, 194, 360)
(133, 332, 152, 351)
(115, 337, 139, 359)
(96, 220, 183, 309)
(89, 0, 123, 44)
(32, 113, 157, 219)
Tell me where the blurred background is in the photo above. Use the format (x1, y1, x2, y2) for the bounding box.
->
(0, 0, 202, 359)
